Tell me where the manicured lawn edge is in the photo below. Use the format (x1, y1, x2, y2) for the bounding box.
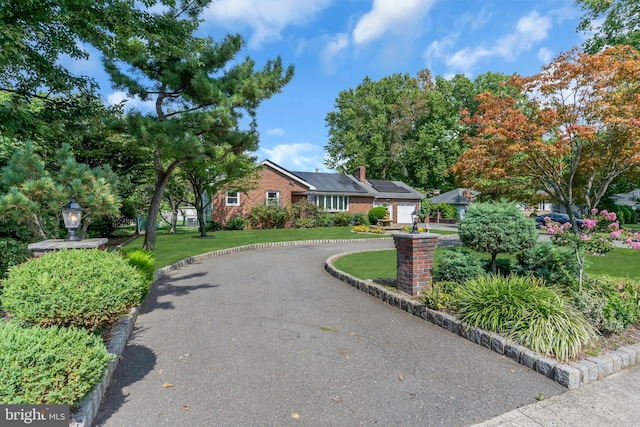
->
(72, 237, 393, 426)
(325, 249, 640, 390)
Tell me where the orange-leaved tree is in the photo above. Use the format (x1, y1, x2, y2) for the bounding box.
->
(452, 45, 640, 230)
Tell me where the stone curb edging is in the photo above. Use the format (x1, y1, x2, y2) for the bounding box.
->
(70, 237, 391, 427)
(70, 307, 138, 427)
(324, 249, 640, 390)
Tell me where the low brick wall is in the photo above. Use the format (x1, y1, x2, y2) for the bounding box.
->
(324, 249, 640, 390)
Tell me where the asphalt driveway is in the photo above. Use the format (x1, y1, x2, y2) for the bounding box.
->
(94, 240, 565, 426)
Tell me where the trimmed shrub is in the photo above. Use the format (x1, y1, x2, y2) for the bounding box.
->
(125, 249, 155, 290)
(352, 213, 369, 226)
(423, 281, 461, 311)
(0, 238, 31, 280)
(458, 201, 538, 274)
(207, 220, 222, 232)
(315, 212, 334, 227)
(575, 276, 640, 335)
(247, 204, 287, 229)
(294, 217, 315, 228)
(225, 216, 246, 230)
(455, 274, 595, 361)
(434, 247, 484, 283)
(332, 212, 353, 226)
(514, 242, 579, 286)
(1, 249, 148, 331)
(368, 206, 388, 225)
(0, 322, 114, 405)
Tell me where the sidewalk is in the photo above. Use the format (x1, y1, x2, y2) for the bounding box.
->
(472, 363, 640, 426)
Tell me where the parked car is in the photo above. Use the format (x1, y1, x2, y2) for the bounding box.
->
(534, 213, 583, 228)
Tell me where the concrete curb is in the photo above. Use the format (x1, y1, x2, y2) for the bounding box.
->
(70, 237, 391, 427)
(324, 249, 640, 390)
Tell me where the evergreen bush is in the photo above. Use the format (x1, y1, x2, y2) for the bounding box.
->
(458, 201, 538, 274)
(1, 249, 148, 331)
(225, 216, 246, 230)
(352, 213, 369, 226)
(125, 249, 155, 290)
(514, 242, 579, 286)
(434, 247, 484, 283)
(0, 238, 31, 280)
(368, 206, 388, 224)
(0, 322, 114, 405)
(247, 204, 287, 229)
(332, 212, 353, 226)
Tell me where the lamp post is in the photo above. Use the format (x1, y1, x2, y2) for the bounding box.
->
(411, 210, 420, 234)
(62, 199, 83, 241)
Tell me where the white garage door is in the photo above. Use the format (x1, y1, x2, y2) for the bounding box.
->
(397, 203, 416, 224)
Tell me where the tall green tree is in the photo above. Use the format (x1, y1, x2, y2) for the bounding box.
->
(0, 0, 155, 142)
(104, 2, 294, 250)
(0, 143, 120, 240)
(577, 0, 640, 53)
(182, 154, 258, 238)
(325, 72, 428, 180)
(325, 70, 513, 191)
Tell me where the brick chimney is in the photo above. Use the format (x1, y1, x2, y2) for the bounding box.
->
(354, 166, 366, 182)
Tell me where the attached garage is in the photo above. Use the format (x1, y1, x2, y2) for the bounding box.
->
(397, 203, 417, 224)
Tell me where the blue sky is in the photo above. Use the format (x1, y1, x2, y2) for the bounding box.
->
(68, 0, 588, 173)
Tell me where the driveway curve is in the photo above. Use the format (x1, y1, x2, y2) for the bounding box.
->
(95, 240, 564, 427)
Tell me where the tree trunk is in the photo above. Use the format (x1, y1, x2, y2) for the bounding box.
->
(143, 171, 172, 251)
(490, 252, 498, 275)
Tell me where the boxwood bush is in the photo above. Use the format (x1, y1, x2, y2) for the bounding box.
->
(1, 249, 148, 331)
(0, 322, 114, 405)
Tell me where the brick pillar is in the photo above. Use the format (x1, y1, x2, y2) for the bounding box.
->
(393, 233, 439, 296)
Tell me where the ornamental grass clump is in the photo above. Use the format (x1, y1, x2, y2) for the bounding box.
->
(1, 249, 149, 331)
(455, 274, 595, 361)
(0, 322, 114, 405)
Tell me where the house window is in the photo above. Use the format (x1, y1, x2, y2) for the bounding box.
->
(316, 195, 349, 212)
(266, 191, 280, 205)
(226, 191, 240, 206)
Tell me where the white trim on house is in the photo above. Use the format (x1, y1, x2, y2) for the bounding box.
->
(261, 159, 316, 191)
(266, 190, 280, 205)
(225, 190, 240, 206)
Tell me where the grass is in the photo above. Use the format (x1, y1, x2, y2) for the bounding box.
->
(333, 246, 640, 282)
(123, 226, 390, 269)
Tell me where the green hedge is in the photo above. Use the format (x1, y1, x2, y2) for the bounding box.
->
(0, 322, 114, 405)
(1, 249, 148, 331)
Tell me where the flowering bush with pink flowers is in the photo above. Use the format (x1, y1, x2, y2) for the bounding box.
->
(543, 209, 640, 290)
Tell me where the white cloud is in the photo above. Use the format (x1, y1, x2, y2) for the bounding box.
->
(320, 33, 350, 74)
(106, 91, 155, 111)
(266, 128, 285, 136)
(444, 10, 553, 71)
(259, 143, 326, 171)
(352, 0, 437, 45)
(537, 47, 553, 63)
(204, 0, 332, 49)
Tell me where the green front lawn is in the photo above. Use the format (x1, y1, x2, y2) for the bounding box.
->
(124, 226, 389, 269)
(333, 247, 640, 281)
(123, 226, 458, 269)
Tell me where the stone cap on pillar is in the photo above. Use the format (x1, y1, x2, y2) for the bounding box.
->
(28, 238, 109, 251)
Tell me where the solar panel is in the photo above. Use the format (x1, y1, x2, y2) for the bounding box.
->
(293, 171, 369, 193)
(368, 180, 411, 194)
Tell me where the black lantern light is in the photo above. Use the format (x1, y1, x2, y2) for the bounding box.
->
(411, 210, 420, 234)
(62, 198, 83, 241)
